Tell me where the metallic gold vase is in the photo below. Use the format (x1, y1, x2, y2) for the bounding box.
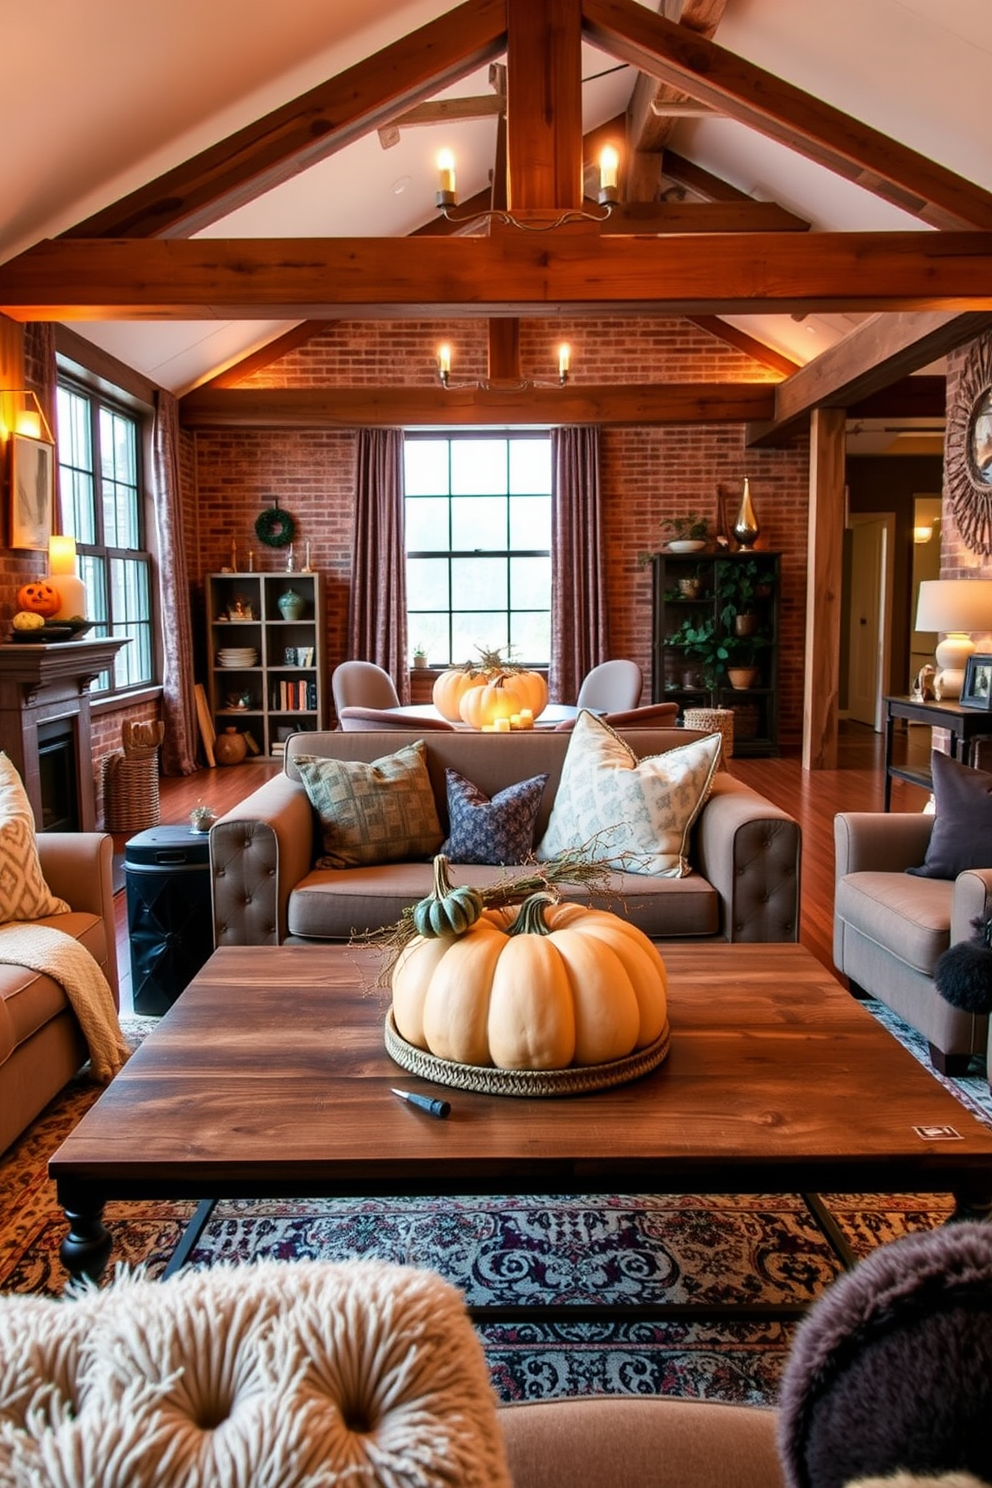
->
(732, 477, 759, 550)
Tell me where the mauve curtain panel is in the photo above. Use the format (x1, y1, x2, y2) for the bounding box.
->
(152, 391, 199, 774)
(349, 427, 409, 703)
(550, 425, 608, 703)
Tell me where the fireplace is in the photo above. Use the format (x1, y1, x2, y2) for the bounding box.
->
(0, 638, 127, 832)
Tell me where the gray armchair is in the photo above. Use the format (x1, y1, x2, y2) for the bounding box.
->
(833, 810, 991, 1074)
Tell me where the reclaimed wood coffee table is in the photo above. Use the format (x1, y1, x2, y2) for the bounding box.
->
(51, 943, 992, 1299)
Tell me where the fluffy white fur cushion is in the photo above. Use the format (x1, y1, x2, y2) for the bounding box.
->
(0, 1259, 511, 1488)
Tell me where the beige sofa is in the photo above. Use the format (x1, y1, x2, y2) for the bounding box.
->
(0, 832, 119, 1155)
(210, 727, 801, 946)
(834, 809, 991, 1074)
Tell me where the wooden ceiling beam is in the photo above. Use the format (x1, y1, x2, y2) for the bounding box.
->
(62, 0, 507, 240)
(582, 0, 992, 230)
(7, 232, 992, 320)
(747, 310, 992, 447)
(626, 0, 727, 165)
(686, 316, 799, 377)
(599, 201, 809, 233)
(179, 383, 776, 428)
(506, 0, 584, 211)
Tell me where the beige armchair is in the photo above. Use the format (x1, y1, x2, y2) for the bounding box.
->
(833, 810, 991, 1074)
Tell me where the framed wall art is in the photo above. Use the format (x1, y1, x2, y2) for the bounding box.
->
(8, 434, 55, 551)
(960, 653, 992, 710)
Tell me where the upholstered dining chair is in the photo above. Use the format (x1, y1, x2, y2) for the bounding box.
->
(331, 661, 401, 716)
(554, 702, 680, 732)
(338, 705, 455, 732)
(575, 660, 643, 712)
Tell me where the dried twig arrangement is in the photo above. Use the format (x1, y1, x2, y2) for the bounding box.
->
(354, 835, 634, 987)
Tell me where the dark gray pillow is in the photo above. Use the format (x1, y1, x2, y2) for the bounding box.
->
(441, 768, 549, 866)
(906, 749, 992, 879)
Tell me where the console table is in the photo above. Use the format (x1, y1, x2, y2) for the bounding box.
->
(883, 694, 992, 808)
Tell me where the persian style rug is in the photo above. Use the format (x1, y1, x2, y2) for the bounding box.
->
(0, 1003, 986, 1406)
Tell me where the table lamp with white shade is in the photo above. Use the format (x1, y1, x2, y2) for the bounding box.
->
(915, 578, 992, 699)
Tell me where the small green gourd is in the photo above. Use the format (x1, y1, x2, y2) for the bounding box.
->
(413, 855, 484, 938)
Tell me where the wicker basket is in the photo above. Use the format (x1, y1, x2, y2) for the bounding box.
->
(682, 706, 735, 763)
(102, 751, 161, 833)
(384, 1010, 671, 1097)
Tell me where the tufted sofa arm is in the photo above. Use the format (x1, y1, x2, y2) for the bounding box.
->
(695, 774, 801, 942)
(210, 774, 313, 946)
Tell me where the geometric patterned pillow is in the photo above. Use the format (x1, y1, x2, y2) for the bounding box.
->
(441, 769, 549, 866)
(534, 711, 721, 878)
(296, 741, 444, 869)
(0, 752, 70, 923)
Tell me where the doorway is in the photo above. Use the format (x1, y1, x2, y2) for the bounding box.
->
(846, 514, 895, 731)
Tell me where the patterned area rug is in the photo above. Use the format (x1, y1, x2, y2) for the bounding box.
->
(0, 1002, 984, 1405)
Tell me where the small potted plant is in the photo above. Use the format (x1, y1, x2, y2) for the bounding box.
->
(662, 513, 710, 553)
(412, 644, 428, 669)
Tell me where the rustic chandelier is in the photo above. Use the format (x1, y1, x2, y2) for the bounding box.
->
(436, 342, 570, 391)
(434, 146, 619, 231)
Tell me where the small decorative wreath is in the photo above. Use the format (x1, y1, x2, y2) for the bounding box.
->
(254, 503, 297, 549)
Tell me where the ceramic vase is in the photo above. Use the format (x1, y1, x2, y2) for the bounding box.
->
(732, 478, 759, 550)
(214, 727, 248, 766)
(277, 588, 306, 621)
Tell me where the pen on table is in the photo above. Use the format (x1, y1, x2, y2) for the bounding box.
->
(391, 1088, 451, 1119)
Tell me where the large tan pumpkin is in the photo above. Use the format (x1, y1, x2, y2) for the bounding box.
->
(391, 893, 667, 1070)
(458, 678, 522, 729)
(503, 669, 548, 718)
(432, 667, 480, 722)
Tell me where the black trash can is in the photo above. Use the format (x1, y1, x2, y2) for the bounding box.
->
(125, 824, 214, 1014)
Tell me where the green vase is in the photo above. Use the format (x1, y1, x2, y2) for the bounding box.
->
(277, 588, 306, 621)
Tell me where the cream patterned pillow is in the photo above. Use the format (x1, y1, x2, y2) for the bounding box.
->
(296, 741, 444, 869)
(0, 752, 70, 923)
(535, 711, 721, 877)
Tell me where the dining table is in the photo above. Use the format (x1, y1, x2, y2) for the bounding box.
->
(384, 702, 590, 730)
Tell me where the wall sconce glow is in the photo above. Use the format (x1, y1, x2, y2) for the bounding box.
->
(557, 343, 571, 384)
(913, 524, 933, 544)
(599, 145, 620, 204)
(436, 149, 456, 208)
(15, 410, 42, 439)
(437, 344, 452, 387)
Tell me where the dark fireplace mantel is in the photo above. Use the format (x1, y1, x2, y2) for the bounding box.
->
(0, 638, 128, 832)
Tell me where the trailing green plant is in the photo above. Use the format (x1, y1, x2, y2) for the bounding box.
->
(666, 615, 730, 685)
(637, 513, 711, 565)
(716, 558, 776, 631)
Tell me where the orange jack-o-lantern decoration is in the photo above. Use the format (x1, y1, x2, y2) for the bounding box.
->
(16, 581, 61, 617)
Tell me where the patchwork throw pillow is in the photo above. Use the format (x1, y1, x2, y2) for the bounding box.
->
(0, 752, 70, 923)
(441, 769, 549, 865)
(906, 749, 992, 879)
(296, 741, 443, 869)
(535, 710, 720, 877)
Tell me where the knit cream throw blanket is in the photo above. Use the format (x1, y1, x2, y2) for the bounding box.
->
(0, 922, 129, 1082)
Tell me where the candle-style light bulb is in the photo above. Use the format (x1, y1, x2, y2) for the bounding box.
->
(436, 149, 456, 208)
(438, 343, 452, 387)
(557, 343, 571, 384)
(599, 145, 620, 204)
(15, 410, 42, 439)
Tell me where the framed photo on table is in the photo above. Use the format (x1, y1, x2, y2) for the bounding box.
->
(960, 653, 992, 710)
(8, 434, 54, 551)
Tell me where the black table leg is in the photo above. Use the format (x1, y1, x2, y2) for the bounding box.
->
(60, 1198, 112, 1282)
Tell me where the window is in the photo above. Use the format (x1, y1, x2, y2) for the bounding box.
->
(56, 380, 154, 694)
(404, 434, 552, 667)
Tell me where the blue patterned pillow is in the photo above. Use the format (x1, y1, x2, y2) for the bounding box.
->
(442, 769, 549, 866)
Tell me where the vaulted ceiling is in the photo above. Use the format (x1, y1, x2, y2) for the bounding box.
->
(3, 0, 992, 449)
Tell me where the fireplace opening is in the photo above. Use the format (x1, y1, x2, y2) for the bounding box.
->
(37, 719, 79, 832)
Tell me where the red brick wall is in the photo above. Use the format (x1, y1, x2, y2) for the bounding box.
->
(186, 316, 810, 745)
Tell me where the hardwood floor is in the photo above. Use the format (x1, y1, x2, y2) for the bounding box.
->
(113, 720, 933, 1011)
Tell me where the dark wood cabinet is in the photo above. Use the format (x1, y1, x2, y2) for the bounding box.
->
(651, 551, 780, 756)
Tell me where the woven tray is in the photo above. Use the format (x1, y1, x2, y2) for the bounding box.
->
(384, 1009, 671, 1097)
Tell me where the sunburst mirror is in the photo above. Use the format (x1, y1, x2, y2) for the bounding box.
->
(946, 336, 992, 555)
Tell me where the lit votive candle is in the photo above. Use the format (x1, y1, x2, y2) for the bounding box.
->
(494, 717, 511, 732)
(519, 708, 534, 728)
(510, 714, 521, 728)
